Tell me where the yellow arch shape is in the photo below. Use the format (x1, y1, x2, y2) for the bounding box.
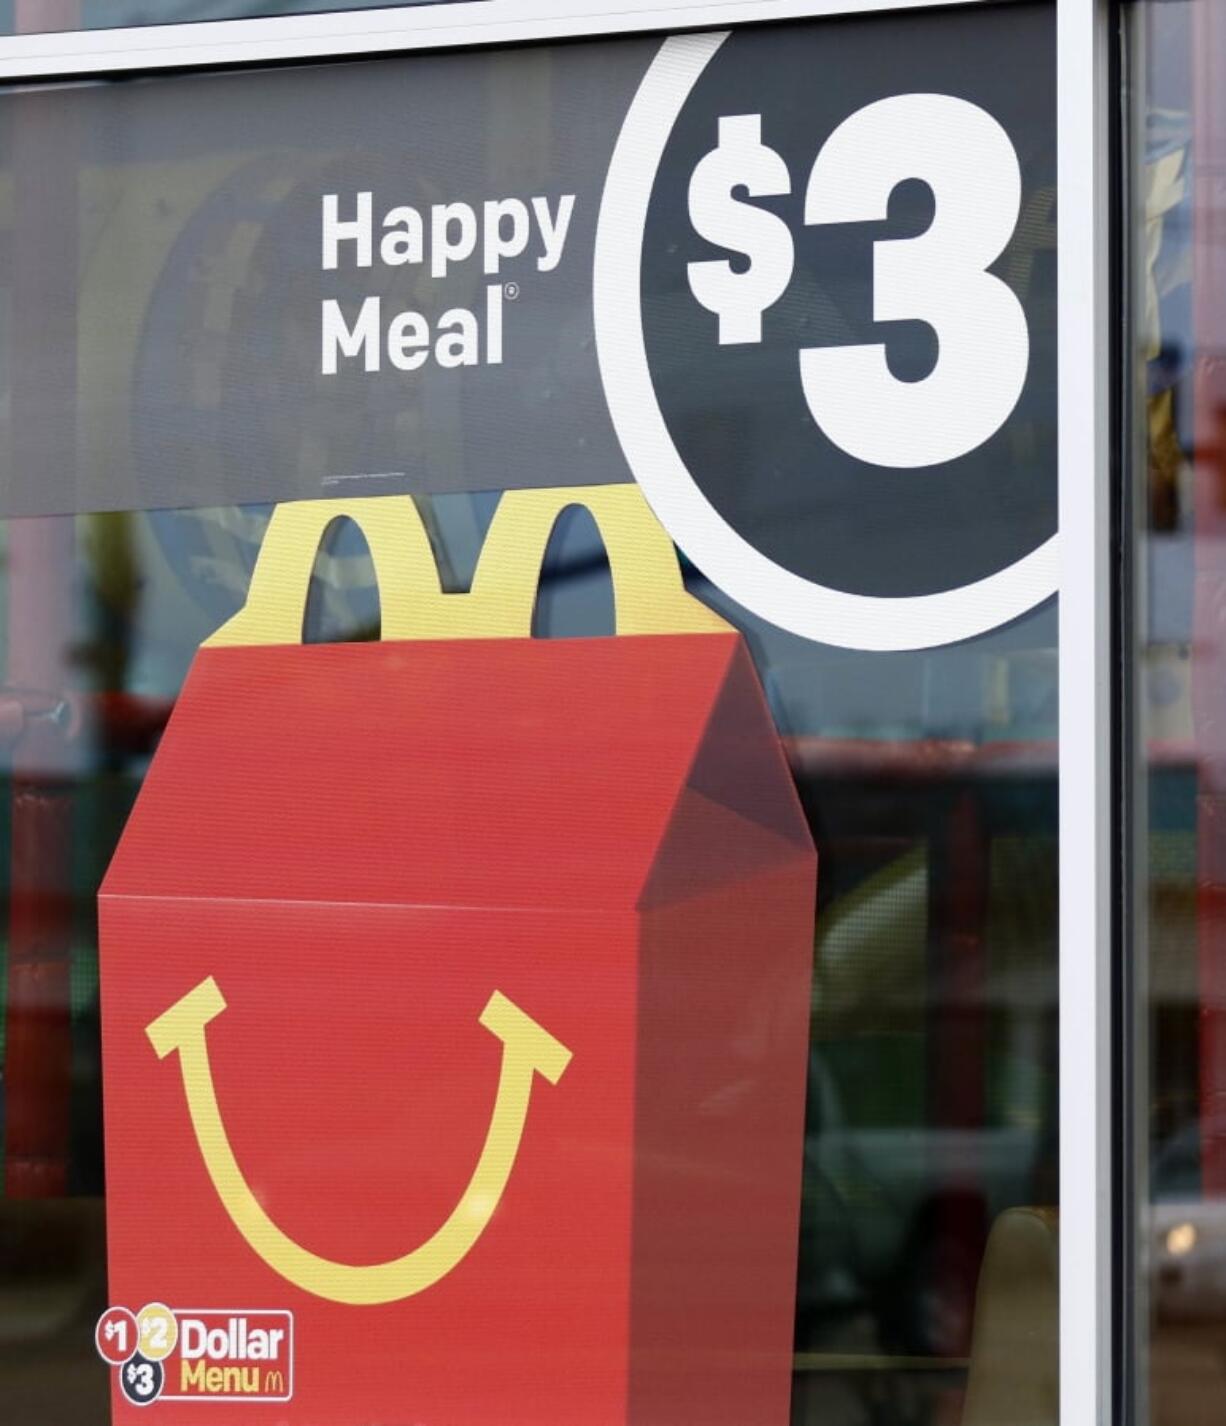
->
(204, 484, 729, 647)
(146, 978, 572, 1305)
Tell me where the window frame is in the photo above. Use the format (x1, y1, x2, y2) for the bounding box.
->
(0, 1, 1114, 1421)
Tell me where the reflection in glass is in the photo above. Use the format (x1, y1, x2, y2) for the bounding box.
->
(1128, 3, 1226, 1423)
(0, 30, 1060, 1420)
(0, 494, 1064, 1424)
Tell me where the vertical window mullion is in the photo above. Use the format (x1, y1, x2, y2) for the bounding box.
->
(1058, 0, 1114, 1422)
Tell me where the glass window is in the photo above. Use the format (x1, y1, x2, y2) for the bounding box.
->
(1126, 3, 1226, 1423)
(0, 11, 1062, 1423)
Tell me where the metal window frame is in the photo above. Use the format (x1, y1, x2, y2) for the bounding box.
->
(0, 1, 1114, 1421)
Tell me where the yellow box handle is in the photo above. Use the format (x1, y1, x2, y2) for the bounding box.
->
(205, 484, 730, 648)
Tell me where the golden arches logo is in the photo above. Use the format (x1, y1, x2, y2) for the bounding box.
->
(146, 978, 572, 1306)
(201, 484, 729, 650)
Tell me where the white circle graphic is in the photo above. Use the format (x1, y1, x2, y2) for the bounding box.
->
(592, 31, 1058, 652)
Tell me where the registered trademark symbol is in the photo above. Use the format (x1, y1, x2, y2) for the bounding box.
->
(504, 282, 520, 301)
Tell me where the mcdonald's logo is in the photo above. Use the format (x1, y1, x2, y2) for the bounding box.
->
(204, 484, 728, 650)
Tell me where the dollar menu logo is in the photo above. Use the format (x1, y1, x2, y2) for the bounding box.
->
(96, 1304, 293, 1406)
(594, 9, 1057, 650)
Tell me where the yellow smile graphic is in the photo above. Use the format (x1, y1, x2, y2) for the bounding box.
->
(146, 978, 572, 1305)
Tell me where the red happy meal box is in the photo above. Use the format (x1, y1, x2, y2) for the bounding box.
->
(99, 485, 817, 1425)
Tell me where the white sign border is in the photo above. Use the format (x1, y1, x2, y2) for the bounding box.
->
(591, 25, 1058, 651)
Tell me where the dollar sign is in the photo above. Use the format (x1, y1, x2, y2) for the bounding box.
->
(687, 114, 794, 345)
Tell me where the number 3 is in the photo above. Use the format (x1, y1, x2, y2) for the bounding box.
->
(800, 93, 1029, 469)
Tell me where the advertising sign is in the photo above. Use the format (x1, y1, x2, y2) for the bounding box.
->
(76, 3, 1059, 1422)
(99, 486, 817, 1424)
(3, 1, 1054, 651)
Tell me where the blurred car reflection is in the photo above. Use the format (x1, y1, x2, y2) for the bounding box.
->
(1152, 1121, 1226, 1323)
(797, 1048, 1043, 1358)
